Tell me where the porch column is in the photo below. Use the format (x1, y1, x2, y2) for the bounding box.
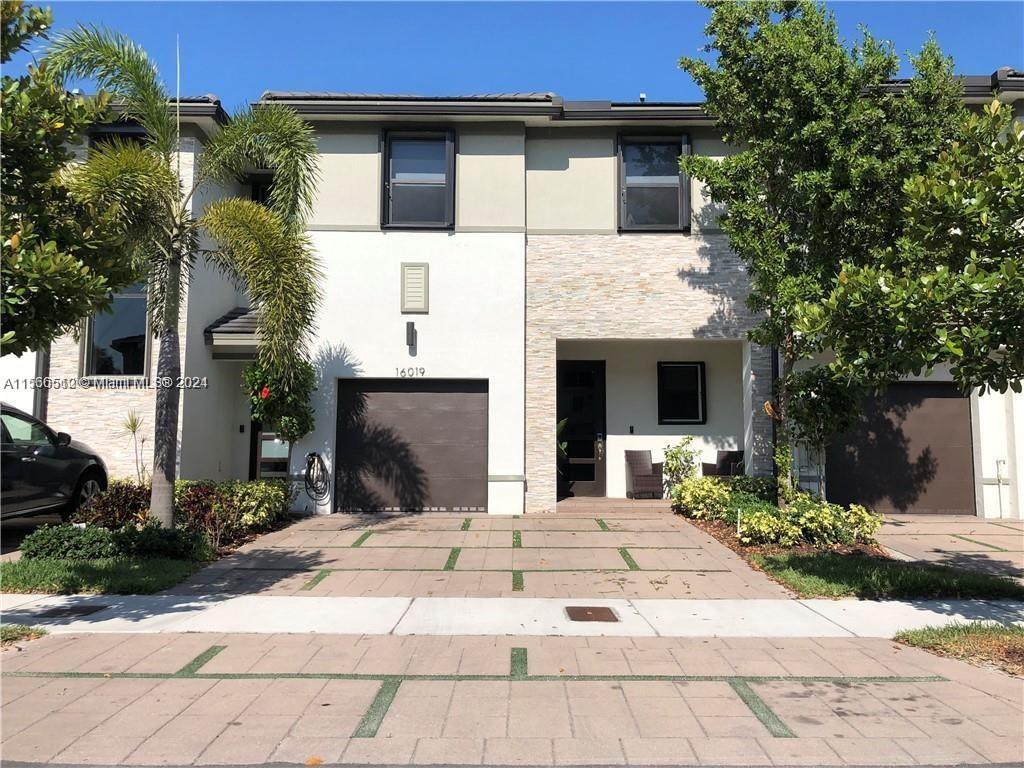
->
(742, 341, 775, 475)
(525, 333, 558, 513)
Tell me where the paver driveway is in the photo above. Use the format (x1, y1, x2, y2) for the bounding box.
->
(167, 505, 790, 600)
(878, 515, 1024, 581)
(3, 631, 1022, 766)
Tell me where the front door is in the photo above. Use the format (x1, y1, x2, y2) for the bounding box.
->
(557, 360, 606, 498)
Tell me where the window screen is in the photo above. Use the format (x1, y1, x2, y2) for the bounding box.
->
(657, 362, 706, 424)
(85, 285, 148, 376)
(384, 131, 454, 227)
(620, 137, 690, 230)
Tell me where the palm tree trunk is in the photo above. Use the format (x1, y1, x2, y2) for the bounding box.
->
(776, 347, 796, 502)
(149, 258, 182, 528)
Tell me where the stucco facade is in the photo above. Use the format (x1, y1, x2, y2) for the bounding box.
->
(19, 79, 1024, 519)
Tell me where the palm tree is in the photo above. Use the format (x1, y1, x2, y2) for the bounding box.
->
(48, 27, 321, 526)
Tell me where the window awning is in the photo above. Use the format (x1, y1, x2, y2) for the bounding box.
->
(203, 306, 260, 360)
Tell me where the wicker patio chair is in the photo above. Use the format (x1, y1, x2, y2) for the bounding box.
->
(701, 450, 745, 477)
(625, 450, 665, 499)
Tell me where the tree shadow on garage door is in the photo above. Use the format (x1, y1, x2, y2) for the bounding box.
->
(335, 388, 428, 513)
(826, 390, 940, 512)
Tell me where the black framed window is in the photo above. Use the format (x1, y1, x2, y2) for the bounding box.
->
(657, 362, 706, 424)
(249, 173, 273, 206)
(84, 284, 148, 376)
(619, 136, 690, 231)
(383, 130, 455, 228)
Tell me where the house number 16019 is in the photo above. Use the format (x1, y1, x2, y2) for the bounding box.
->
(396, 367, 426, 378)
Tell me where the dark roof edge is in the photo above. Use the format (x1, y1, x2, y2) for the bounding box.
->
(254, 69, 1022, 120)
(107, 96, 230, 126)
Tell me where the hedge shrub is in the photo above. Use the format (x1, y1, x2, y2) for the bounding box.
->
(21, 524, 117, 560)
(670, 474, 882, 549)
(74, 479, 294, 551)
(725, 475, 777, 504)
(73, 479, 150, 527)
(20, 523, 209, 562)
(737, 492, 882, 547)
(670, 476, 731, 520)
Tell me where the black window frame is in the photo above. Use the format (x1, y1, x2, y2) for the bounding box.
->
(617, 134, 691, 232)
(82, 285, 151, 379)
(657, 361, 706, 425)
(247, 171, 274, 206)
(382, 128, 456, 230)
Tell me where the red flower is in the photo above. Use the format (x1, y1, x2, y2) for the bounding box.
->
(260, 386, 271, 400)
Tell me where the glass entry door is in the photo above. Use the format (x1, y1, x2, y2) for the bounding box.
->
(556, 360, 607, 498)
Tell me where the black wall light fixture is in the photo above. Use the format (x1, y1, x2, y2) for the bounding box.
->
(406, 321, 417, 349)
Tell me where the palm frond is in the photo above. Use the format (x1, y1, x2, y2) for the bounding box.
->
(200, 198, 321, 379)
(63, 138, 179, 229)
(61, 139, 179, 313)
(198, 104, 319, 229)
(47, 25, 177, 157)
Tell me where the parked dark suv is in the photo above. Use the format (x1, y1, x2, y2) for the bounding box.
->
(1, 403, 108, 521)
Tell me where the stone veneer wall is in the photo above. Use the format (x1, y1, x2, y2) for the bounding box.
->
(44, 139, 198, 481)
(525, 232, 773, 513)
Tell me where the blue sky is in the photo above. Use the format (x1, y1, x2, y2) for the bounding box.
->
(8, 2, 1022, 110)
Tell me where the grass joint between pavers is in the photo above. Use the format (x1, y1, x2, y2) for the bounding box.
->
(352, 678, 401, 738)
(512, 570, 524, 591)
(512, 530, 522, 548)
(461, 518, 472, 531)
(3, 669, 947, 686)
(175, 645, 226, 677)
(618, 547, 640, 570)
(443, 547, 462, 571)
(595, 518, 611, 532)
(729, 679, 795, 738)
(951, 533, 1007, 552)
(351, 531, 373, 548)
(510, 647, 528, 679)
(301, 569, 330, 591)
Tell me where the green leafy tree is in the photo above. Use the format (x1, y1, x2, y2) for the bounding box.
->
(47, 27, 321, 526)
(784, 367, 863, 493)
(1, 2, 139, 354)
(802, 100, 1024, 394)
(243, 359, 316, 445)
(678, 0, 965, 499)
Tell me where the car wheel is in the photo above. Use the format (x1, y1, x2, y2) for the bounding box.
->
(64, 470, 106, 522)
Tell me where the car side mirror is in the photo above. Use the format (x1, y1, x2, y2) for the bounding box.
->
(56, 432, 72, 447)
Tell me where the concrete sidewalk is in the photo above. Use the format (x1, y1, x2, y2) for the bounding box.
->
(4, 593, 1022, 637)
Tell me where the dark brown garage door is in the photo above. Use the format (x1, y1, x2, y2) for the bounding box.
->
(826, 382, 974, 515)
(335, 379, 487, 513)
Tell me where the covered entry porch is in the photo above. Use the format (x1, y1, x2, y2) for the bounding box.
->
(531, 338, 773, 511)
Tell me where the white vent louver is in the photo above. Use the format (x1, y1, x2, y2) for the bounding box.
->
(401, 263, 429, 313)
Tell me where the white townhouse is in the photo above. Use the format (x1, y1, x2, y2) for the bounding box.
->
(12, 69, 1024, 519)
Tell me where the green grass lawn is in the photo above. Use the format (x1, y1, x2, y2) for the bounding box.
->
(0, 624, 47, 646)
(0, 557, 198, 595)
(751, 551, 1024, 600)
(896, 622, 1024, 676)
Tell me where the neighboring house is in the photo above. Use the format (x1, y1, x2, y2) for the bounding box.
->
(21, 70, 1024, 519)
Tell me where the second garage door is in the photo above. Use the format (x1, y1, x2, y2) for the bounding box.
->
(825, 382, 974, 515)
(335, 379, 488, 513)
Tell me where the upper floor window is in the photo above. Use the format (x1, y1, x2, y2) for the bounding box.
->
(84, 284, 148, 376)
(249, 173, 273, 206)
(383, 130, 455, 229)
(619, 136, 690, 231)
